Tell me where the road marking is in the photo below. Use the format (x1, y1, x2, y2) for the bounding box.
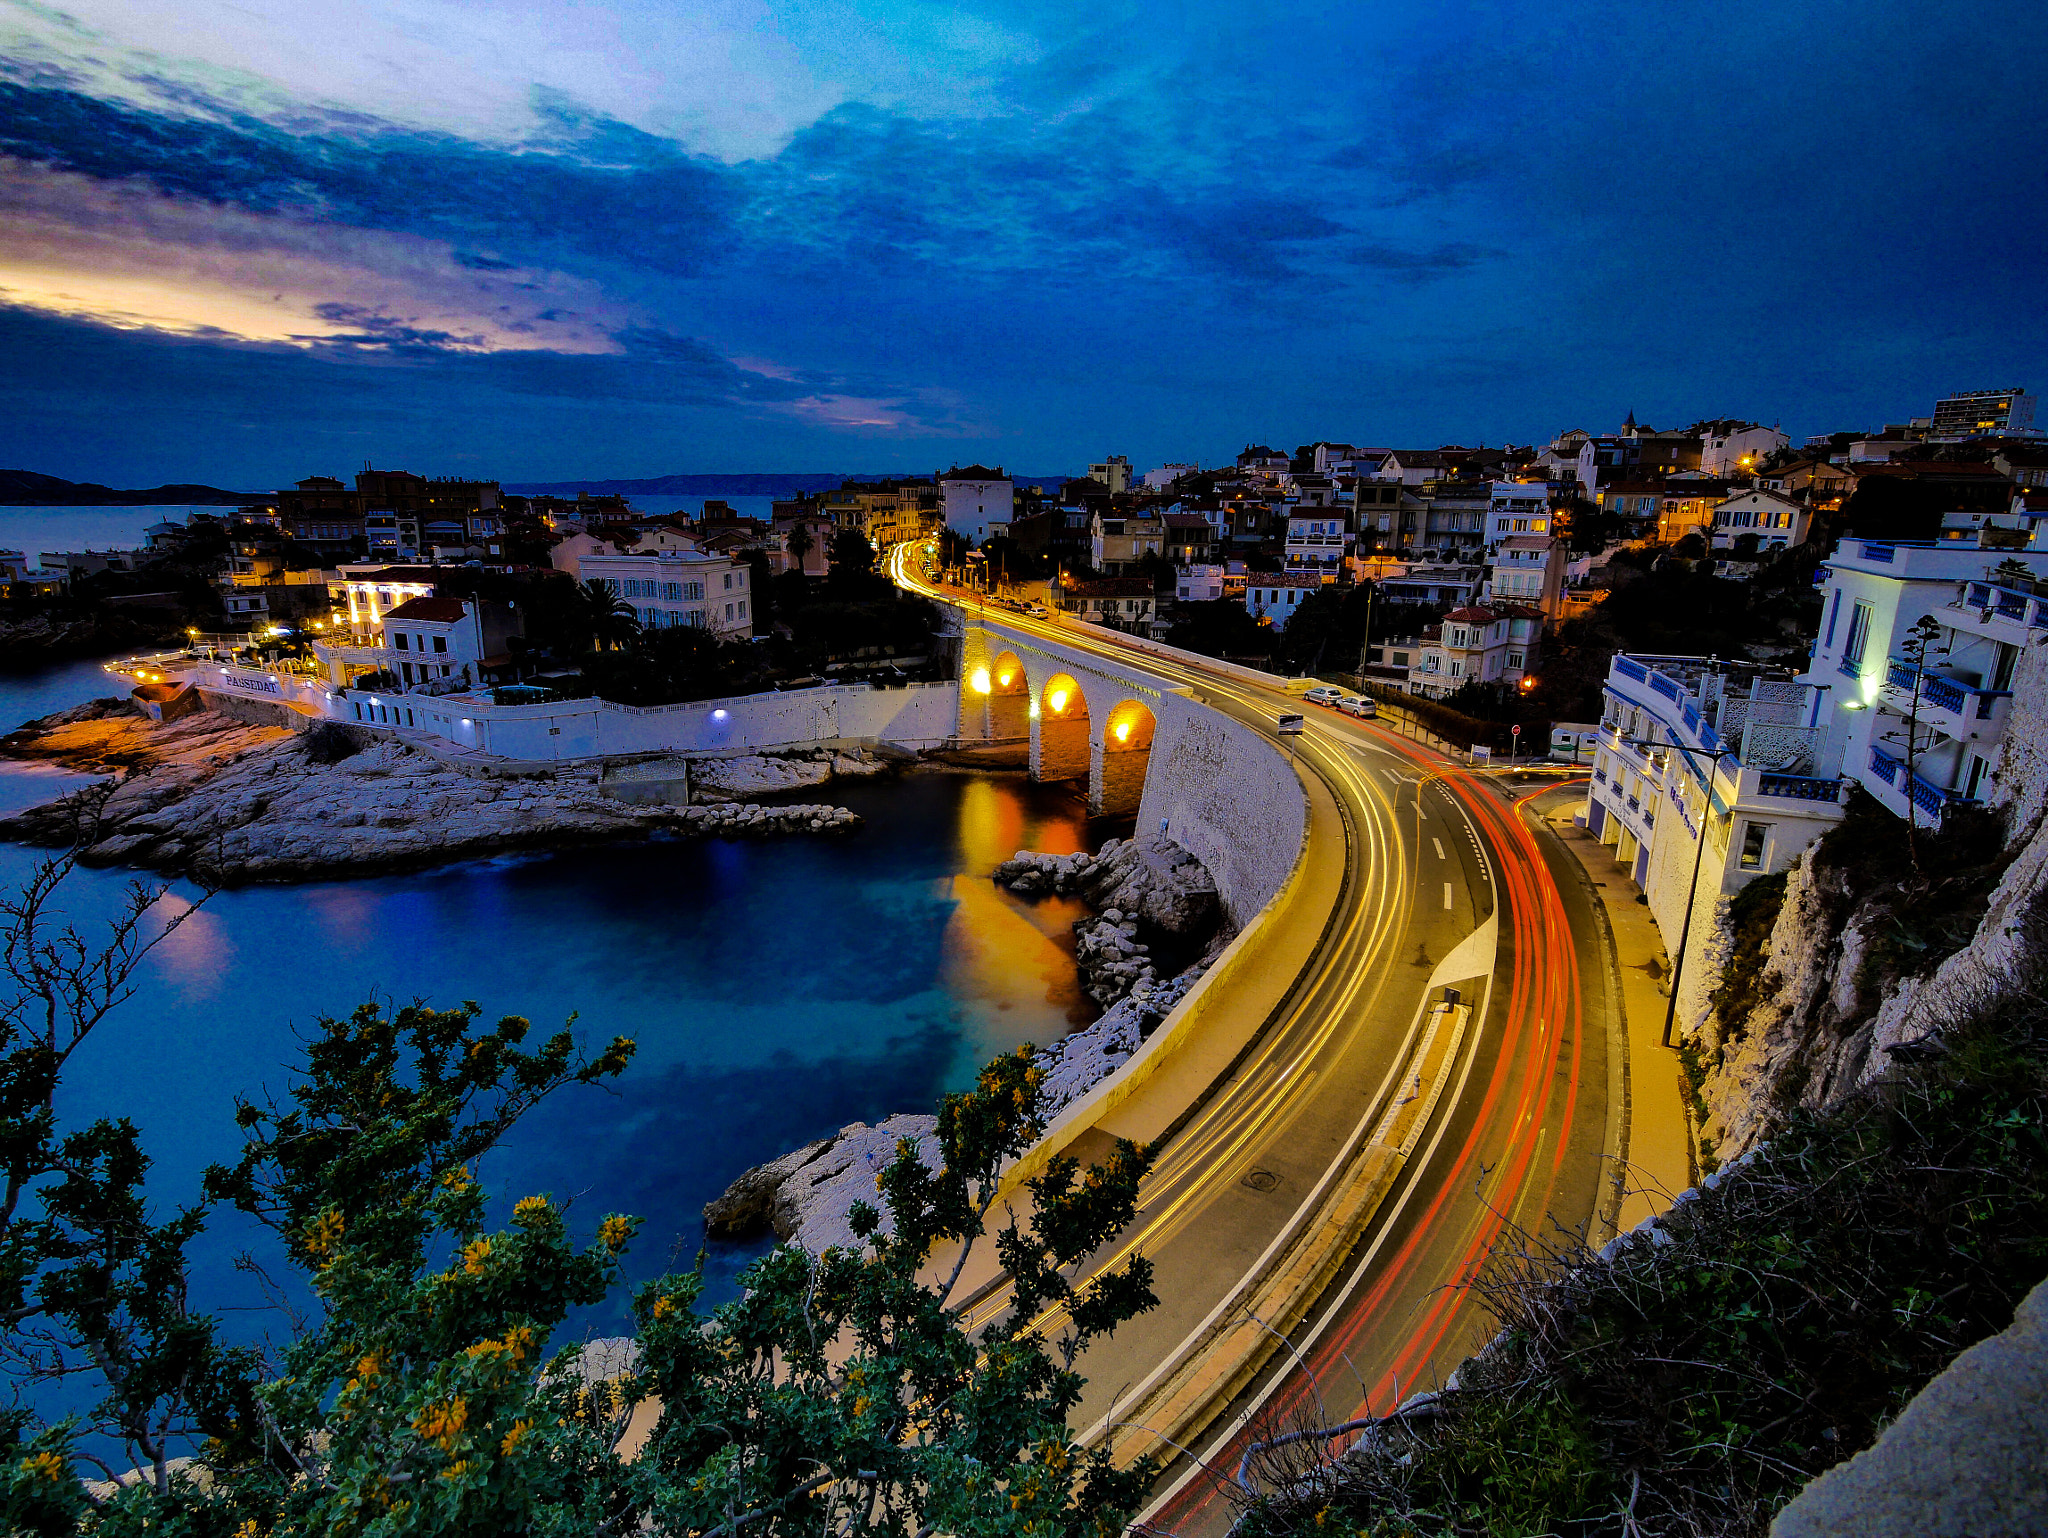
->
(1442, 882, 1453, 909)
(1432, 837, 1445, 860)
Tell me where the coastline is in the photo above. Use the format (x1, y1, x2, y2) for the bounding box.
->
(0, 698, 870, 886)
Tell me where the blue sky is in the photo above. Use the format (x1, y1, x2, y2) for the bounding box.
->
(0, 0, 2042, 485)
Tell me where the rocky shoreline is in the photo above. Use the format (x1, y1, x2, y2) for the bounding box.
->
(0, 699, 865, 885)
(704, 831, 1231, 1254)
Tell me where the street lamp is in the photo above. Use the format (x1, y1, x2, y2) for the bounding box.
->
(1620, 735, 1738, 1049)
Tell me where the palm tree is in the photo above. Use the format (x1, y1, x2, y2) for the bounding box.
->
(579, 577, 640, 652)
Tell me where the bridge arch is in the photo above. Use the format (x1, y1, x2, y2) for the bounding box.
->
(985, 649, 1029, 740)
(1094, 698, 1157, 816)
(1033, 672, 1091, 784)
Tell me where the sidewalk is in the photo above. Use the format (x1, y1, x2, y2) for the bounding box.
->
(1534, 788, 1699, 1232)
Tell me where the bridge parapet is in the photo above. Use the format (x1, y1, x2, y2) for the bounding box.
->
(955, 617, 1305, 925)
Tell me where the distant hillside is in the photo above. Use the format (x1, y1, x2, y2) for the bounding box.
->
(503, 471, 1073, 497)
(0, 469, 259, 506)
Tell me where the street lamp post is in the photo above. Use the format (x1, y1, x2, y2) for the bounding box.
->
(1621, 735, 1738, 1049)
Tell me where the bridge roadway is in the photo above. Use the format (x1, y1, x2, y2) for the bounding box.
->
(888, 551, 1617, 1537)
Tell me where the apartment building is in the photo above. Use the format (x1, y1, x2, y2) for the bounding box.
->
(1801, 536, 2048, 827)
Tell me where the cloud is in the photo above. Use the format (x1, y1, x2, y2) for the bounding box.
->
(0, 155, 634, 351)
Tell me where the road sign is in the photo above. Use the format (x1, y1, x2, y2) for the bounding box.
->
(1276, 713, 1305, 736)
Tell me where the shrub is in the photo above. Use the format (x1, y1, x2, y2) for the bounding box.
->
(300, 720, 361, 765)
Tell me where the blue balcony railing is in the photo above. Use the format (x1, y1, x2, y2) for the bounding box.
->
(1758, 773, 1843, 803)
(1870, 746, 1900, 785)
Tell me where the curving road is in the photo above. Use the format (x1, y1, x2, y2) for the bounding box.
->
(888, 551, 1618, 1536)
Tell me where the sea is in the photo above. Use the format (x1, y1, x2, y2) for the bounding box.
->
(0, 506, 1110, 1397)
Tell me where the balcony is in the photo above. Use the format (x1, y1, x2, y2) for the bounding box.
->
(1881, 658, 2013, 742)
(1956, 580, 2048, 635)
(1869, 746, 1978, 821)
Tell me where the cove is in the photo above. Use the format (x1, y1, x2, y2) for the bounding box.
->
(0, 662, 1119, 1348)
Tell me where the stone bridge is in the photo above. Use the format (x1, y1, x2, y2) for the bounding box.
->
(953, 617, 1305, 927)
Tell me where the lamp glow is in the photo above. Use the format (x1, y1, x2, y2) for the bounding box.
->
(1114, 721, 1131, 743)
(997, 672, 1013, 687)
(970, 667, 991, 694)
(1049, 688, 1070, 713)
(713, 708, 729, 721)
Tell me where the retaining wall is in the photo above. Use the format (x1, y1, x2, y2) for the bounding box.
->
(1137, 693, 1308, 928)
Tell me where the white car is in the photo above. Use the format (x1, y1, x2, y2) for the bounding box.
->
(1339, 696, 1378, 718)
(1303, 686, 1345, 706)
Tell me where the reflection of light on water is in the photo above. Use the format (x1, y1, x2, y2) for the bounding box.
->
(938, 778, 1104, 1070)
(147, 889, 236, 1004)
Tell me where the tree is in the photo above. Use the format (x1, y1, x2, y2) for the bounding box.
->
(1887, 613, 1949, 876)
(0, 847, 1160, 1536)
(785, 522, 816, 573)
(579, 578, 641, 653)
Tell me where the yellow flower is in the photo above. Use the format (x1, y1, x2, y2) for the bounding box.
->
(650, 1296, 674, 1321)
(598, 1215, 632, 1253)
(440, 1164, 472, 1190)
(303, 1209, 346, 1266)
(464, 1339, 508, 1362)
(513, 1195, 551, 1224)
(440, 1459, 472, 1482)
(356, 1353, 382, 1380)
(20, 1451, 64, 1483)
(461, 1237, 492, 1275)
(413, 1397, 470, 1450)
(504, 1325, 537, 1361)
(500, 1419, 532, 1457)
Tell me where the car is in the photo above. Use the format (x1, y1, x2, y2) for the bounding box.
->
(1339, 696, 1378, 718)
(1025, 603, 1048, 617)
(1303, 685, 1345, 706)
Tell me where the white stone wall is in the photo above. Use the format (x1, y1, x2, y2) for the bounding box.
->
(341, 680, 959, 762)
(1137, 692, 1307, 928)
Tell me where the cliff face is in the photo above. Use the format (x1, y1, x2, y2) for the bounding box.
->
(1698, 643, 2048, 1157)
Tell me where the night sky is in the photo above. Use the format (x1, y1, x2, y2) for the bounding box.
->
(0, 0, 2042, 486)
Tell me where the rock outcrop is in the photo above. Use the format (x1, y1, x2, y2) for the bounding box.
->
(0, 703, 861, 884)
(691, 746, 892, 801)
(994, 833, 1223, 1006)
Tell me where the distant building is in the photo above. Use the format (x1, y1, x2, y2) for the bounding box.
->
(1143, 462, 1199, 490)
(1087, 455, 1133, 494)
(1063, 577, 1156, 629)
(1931, 387, 2036, 440)
(1090, 511, 1167, 574)
(1487, 536, 1566, 620)
(1175, 561, 1247, 603)
(1710, 490, 1810, 552)
(940, 466, 1013, 544)
(1405, 605, 1542, 696)
(576, 550, 755, 638)
(378, 596, 523, 692)
(1695, 422, 1790, 476)
(1244, 571, 1323, 630)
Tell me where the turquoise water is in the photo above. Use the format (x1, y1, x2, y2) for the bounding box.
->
(0, 660, 1107, 1356)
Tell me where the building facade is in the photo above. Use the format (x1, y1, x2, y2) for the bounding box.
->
(1931, 388, 2036, 440)
(941, 466, 1014, 544)
(1800, 537, 2048, 827)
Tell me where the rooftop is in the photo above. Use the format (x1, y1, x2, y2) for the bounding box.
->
(383, 596, 469, 623)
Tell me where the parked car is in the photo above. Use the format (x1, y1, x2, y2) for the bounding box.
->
(1303, 685, 1345, 706)
(1025, 603, 1048, 617)
(1339, 695, 1378, 718)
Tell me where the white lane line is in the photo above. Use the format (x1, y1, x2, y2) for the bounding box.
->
(1432, 837, 1445, 860)
(1442, 882, 1453, 909)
